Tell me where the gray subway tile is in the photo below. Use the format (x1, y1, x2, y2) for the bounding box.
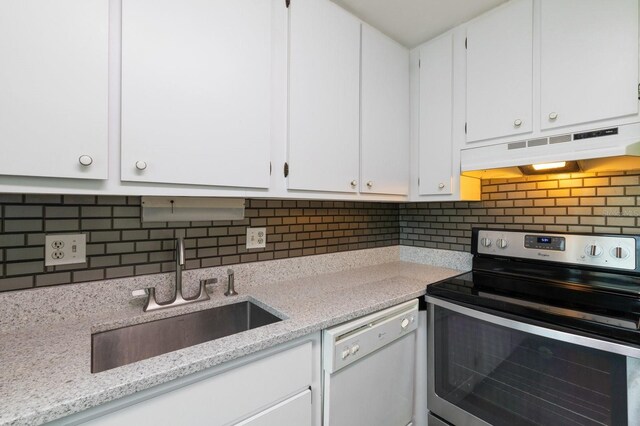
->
(73, 269, 105, 283)
(45, 219, 79, 232)
(121, 253, 148, 264)
(106, 242, 135, 254)
(97, 196, 127, 205)
(24, 194, 62, 204)
(63, 195, 96, 205)
(90, 255, 120, 268)
(4, 220, 43, 232)
(81, 206, 112, 218)
(135, 263, 161, 275)
(81, 219, 112, 230)
(5, 205, 43, 218)
(113, 206, 140, 217)
(35, 272, 71, 287)
(105, 266, 134, 279)
(113, 218, 141, 229)
(90, 231, 121, 242)
(0, 276, 33, 291)
(6, 261, 44, 276)
(45, 206, 79, 218)
(6, 247, 44, 261)
(0, 234, 25, 247)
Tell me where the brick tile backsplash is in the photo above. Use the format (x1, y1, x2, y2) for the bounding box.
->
(2, 169, 640, 292)
(400, 170, 640, 252)
(0, 198, 399, 291)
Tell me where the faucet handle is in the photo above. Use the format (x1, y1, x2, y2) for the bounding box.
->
(132, 288, 149, 298)
(199, 278, 218, 287)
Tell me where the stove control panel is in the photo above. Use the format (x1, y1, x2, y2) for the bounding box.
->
(476, 230, 637, 271)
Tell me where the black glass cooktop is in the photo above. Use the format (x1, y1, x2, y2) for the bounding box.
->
(428, 257, 640, 346)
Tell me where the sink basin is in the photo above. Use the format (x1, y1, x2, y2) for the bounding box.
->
(91, 301, 282, 373)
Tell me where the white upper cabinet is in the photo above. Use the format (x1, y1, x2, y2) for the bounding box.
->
(288, 0, 361, 193)
(419, 34, 454, 196)
(466, 0, 534, 143)
(540, 0, 639, 130)
(361, 25, 410, 196)
(121, 0, 271, 188)
(0, 0, 109, 180)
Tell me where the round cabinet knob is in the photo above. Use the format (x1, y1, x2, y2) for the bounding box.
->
(585, 244, 603, 257)
(135, 160, 147, 171)
(401, 318, 410, 330)
(366, 181, 373, 189)
(438, 183, 445, 189)
(78, 155, 93, 166)
(480, 237, 492, 248)
(497, 238, 508, 249)
(549, 112, 559, 120)
(611, 246, 629, 260)
(350, 180, 357, 188)
(514, 119, 523, 127)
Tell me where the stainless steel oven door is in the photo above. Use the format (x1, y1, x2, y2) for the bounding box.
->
(427, 296, 640, 426)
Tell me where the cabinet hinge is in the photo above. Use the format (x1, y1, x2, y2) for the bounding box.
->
(637, 83, 640, 100)
(285, 0, 290, 8)
(465, 37, 468, 49)
(418, 178, 420, 186)
(269, 162, 272, 176)
(418, 59, 421, 68)
(284, 162, 289, 178)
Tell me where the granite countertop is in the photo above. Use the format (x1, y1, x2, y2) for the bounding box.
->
(0, 260, 464, 425)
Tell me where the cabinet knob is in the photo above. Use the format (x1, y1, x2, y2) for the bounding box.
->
(549, 112, 559, 120)
(366, 181, 373, 188)
(438, 183, 445, 189)
(78, 155, 93, 166)
(135, 161, 148, 171)
(350, 180, 357, 188)
(514, 119, 522, 127)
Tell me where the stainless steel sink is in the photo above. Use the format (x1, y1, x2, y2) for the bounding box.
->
(91, 301, 282, 373)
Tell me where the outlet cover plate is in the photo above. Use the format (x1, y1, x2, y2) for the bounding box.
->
(45, 234, 87, 266)
(246, 228, 266, 249)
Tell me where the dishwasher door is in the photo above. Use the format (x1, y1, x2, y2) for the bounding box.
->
(323, 300, 418, 426)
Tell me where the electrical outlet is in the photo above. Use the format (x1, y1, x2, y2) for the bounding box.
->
(246, 227, 266, 249)
(45, 234, 87, 266)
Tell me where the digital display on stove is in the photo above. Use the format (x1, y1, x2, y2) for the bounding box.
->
(525, 235, 565, 251)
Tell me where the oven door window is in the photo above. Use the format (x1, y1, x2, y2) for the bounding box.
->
(434, 305, 630, 426)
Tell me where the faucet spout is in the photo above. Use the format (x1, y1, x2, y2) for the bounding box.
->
(175, 237, 185, 301)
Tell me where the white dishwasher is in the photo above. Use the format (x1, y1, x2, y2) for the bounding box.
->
(322, 299, 419, 426)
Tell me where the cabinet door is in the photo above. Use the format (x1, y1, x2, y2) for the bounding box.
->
(288, 0, 360, 193)
(236, 389, 312, 426)
(540, 0, 639, 130)
(466, 0, 533, 143)
(121, 0, 271, 188)
(361, 25, 410, 196)
(0, 0, 108, 180)
(419, 34, 454, 196)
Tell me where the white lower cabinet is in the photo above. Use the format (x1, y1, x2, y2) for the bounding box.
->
(236, 389, 311, 426)
(58, 335, 320, 426)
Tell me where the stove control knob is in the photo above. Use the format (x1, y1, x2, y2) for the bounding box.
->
(480, 237, 492, 248)
(341, 348, 350, 360)
(585, 244, 603, 257)
(611, 246, 629, 259)
(496, 238, 508, 249)
(351, 344, 360, 355)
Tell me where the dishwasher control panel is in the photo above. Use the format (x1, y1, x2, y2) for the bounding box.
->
(322, 299, 418, 373)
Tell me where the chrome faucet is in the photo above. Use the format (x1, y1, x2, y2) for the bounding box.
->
(135, 237, 214, 312)
(224, 268, 238, 296)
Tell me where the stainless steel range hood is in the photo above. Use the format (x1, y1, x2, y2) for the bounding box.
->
(461, 123, 640, 179)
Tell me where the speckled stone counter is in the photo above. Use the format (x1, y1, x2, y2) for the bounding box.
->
(0, 247, 469, 425)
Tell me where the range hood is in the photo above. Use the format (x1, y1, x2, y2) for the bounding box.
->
(461, 123, 640, 179)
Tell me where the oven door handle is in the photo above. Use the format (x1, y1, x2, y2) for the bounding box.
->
(426, 296, 640, 359)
